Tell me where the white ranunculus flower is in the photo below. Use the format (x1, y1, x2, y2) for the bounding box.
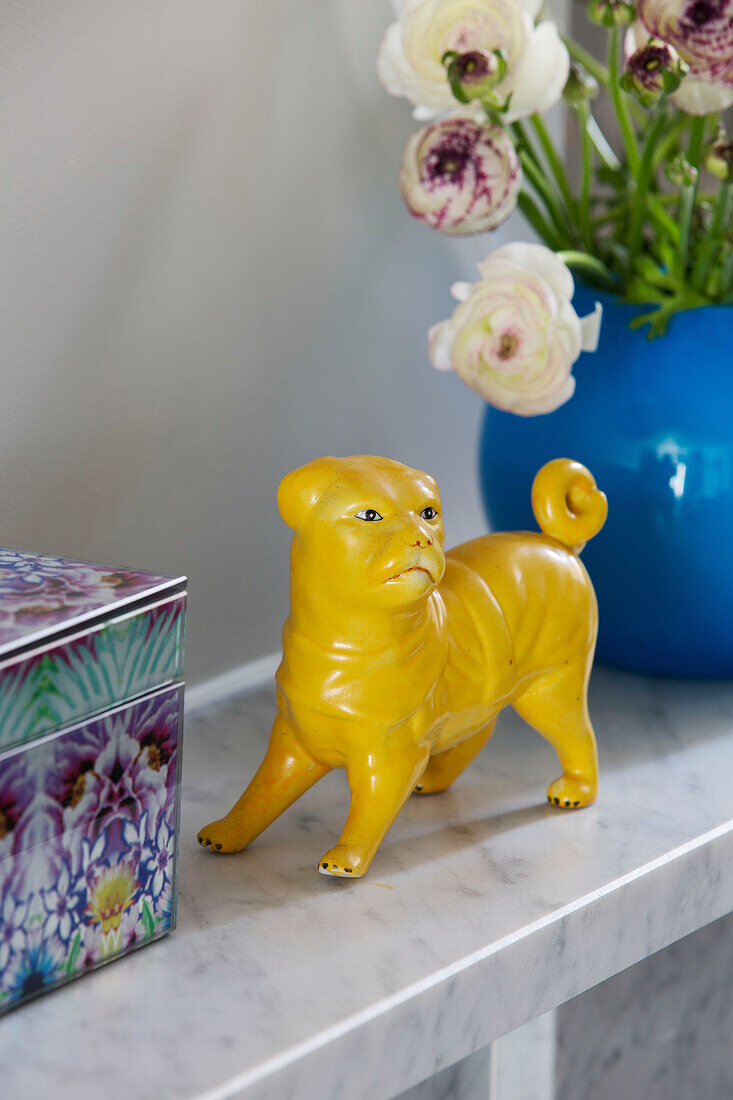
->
(399, 116, 521, 234)
(672, 73, 733, 113)
(632, 1, 733, 114)
(428, 243, 602, 416)
(638, 0, 733, 80)
(377, 0, 569, 123)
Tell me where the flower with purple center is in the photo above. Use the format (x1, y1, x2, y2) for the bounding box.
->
(637, 0, 733, 111)
(0, 892, 30, 974)
(0, 755, 33, 859)
(429, 242, 602, 415)
(399, 117, 520, 235)
(621, 39, 686, 105)
(40, 862, 84, 947)
(51, 719, 172, 851)
(444, 48, 507, 104)
(377, 0, 570, 123)
(143, 815, 175, 902)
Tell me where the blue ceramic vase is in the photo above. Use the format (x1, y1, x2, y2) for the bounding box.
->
(479, 283, 733, 677)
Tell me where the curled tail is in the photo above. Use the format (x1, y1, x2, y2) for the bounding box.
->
(531, 458, 607, 554)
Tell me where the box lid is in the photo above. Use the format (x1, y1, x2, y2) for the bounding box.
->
(0, 547, 186, 661)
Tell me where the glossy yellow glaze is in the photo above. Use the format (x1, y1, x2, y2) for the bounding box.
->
(199, 455, 607, 878)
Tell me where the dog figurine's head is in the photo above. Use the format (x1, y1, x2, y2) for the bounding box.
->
(278, 455, 446, 610)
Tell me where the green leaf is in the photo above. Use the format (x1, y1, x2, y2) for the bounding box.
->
(64, 931, 82, 976)
(633, 256, 676, 290)
(141, 900, 156, 939)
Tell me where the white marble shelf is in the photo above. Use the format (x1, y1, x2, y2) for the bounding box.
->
(2, 669, 733, 1100)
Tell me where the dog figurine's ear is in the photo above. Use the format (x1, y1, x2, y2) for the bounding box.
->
(278, 457, 337, 530)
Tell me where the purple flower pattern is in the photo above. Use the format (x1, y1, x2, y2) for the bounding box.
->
(0, 547, 176, 652)
(0, 686, 181, 1013)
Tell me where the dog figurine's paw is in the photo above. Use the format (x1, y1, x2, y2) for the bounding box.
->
(197, 818, 246, 853)
(413, 776, 450, 795)
(318, 845, 366, 878)
(546, 775, 596, 809)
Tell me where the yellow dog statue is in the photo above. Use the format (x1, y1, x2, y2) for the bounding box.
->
(198, 455, 607, 878)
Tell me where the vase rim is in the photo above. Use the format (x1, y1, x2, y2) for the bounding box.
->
(573, 277, 733, 316)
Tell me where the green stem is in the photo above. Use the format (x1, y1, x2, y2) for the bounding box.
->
(518, 150, 572, 240)
(687, 115, 706, 169)
(561, 35, 609, 87)
(628, 109, 667, 256)
(645, 195, 680, 243)
(530, 114, 577, 218)
(653, 192, 716, 206)
(608, 26, 640, 177)
(691, 182, 733, 292)
(575, 102, 594, 252)
(676, 117, 705, 282)
(512, 120, 574, 240)
(558, 250, 617, 290)
(721, 247, 733, 297)
(510, 119, 540, 161)
(517, 191, 563, 250)
(652, 117, 687, 171)
(634, 254, 677, 289)
(677, 183, 696, 277)
(592, 202, 629, 228)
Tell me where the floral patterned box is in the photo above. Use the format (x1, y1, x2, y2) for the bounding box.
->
(0, 548, 186, 1014)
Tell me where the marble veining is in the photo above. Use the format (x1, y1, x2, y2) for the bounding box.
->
(395, 1046, 492, 1099)
(556, 911, 733, 1100)
(0, 668, 732, 1099)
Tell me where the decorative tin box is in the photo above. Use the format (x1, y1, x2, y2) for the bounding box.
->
(0, 548, 186, 1014)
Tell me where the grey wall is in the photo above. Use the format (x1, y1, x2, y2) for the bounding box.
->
(1, 2, 527, 684)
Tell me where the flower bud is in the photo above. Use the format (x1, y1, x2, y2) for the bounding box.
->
(704, 130, 733, 182)
(563, 61, 600, 103)
(666, 152, 698, 187)
(443, 49, 508, 105)
(589, 0, 635, 27)
(621, 39, 687, 106)
(637, 0, 733, 88)
(377, 0, 571, 124)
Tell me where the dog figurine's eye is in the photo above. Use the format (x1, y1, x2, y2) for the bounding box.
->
(355, 509, 383, 522)
(421, 506, 438, 521)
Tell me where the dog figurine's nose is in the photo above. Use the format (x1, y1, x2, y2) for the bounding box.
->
(411, 538, 432, 547)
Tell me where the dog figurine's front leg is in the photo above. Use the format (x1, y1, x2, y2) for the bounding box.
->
(319, 745, 430, 878)
(198, 715, 330, 853)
